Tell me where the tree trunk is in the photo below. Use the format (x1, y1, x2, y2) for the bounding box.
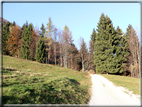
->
(55, 55, 56, 66)
(54, 42, 56, 66)
(61, 56, 63, 67)
(60, 46, 62, 67)
(82, 63, 84, 72)
(48, 45, 51, 64)
(66, 56, 68, 68)
(64, 55, 66, 68)
(71, 55, 72, 69)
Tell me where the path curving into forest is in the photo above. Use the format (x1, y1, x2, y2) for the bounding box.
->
(88, 74, 141, 106)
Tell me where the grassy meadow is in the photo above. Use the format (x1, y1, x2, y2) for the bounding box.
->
(2, 55, 92, 104)
(100, 74, 140, 95)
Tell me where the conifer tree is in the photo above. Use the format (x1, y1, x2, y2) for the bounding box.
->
(94, 14, 120, 74)
(20, 23, 33, 60)
(108, 27, 129, 74)
(35, 36, 46, 63)
(89, 28, 96, 72)
(40, 23, 45, 37)
(94, 13, 109, 74)
(45, 17, 54, 64)
(2, 21, 11, 55)
(90, 28, 96, 51)
(89, 40, 95, 71)
(12, 21, 16, 26)
(118, 27, 130, 75)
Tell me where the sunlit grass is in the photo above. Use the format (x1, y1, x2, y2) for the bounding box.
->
(3, 55, 92, 104)
(100, 74, 140, 95)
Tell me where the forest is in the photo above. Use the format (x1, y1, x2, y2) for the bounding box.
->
(2, 13, 141, 78)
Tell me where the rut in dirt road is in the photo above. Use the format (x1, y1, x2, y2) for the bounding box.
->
(88, 74, 140, 106)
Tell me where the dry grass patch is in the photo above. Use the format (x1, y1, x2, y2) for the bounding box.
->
(100, 74, 140, 95)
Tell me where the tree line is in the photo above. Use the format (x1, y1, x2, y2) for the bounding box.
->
(2, 13, 141, 78)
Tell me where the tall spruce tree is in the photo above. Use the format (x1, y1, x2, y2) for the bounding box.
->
(20, 23, 33, 60)
(91, 29, 96, 50)
(94, 13, 122, 74)
(40, 23, 45, 37)
(35, 36, 46, 63)
(2, 21, 11, 55)
(108, 26, 129, 74)
(89, 40, 95, 71)
(90, 28, 96, 72)
(94, 13, 109, 74)
(117, 27, 130, 75)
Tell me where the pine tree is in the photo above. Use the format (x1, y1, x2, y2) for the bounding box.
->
(2, 21, 11, 55)
(12, 21, 16, 26)
(25, 20, 28, 28)
(30, 27, 39, 61)
(94, 13, 119, 74)
(94, 13, 109, 74)
(90, 28, 96, 51)
(89, 28, 96, 72)
(89, 40, 95, 71)
(20, 23, 33, 60)
(68, 43, 78, 69)
(118, 27, 130, 75)
(40, 23, 45, 37)
(35, 36, 46, 63)
(109, 27, 129, 74)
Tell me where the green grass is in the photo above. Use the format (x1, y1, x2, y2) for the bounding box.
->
(3, 55, 92, 104)
(100, 74, 140, 95)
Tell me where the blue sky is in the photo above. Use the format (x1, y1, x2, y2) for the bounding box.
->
(3, 3, 140, 49)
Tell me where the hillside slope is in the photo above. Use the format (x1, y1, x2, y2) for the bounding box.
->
(3, 55, 91, 104)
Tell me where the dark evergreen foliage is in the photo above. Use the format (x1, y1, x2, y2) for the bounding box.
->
(35, 36, 46, 63)
(94, 13, 129, 74)
(40, 23, 45, 37)
(20, 23, 33, 60)
(2, 21, 11, 55)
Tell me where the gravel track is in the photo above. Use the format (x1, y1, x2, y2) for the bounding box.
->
(88, 74, 141, 106)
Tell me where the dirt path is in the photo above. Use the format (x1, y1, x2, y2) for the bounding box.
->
(88, 74, 141, 106)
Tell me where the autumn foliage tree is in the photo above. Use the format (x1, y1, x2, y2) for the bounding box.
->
(45, 17, 54, 64)
(6, 25, 22, 57)
(126, 25, 140, 78)
(62, 25, 73, 68)
(53, 28, 58, 66)
(79, 37, 88, 72)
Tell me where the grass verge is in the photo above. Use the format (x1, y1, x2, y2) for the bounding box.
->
(100, 74, 140, 95)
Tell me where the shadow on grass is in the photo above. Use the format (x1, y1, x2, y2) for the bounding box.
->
(3, 77, 89, 104)
(3, 96, 18, 104)
(2, 68, 17, 73)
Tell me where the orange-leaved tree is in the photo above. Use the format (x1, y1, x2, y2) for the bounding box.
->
(6, 25, 22, 57)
